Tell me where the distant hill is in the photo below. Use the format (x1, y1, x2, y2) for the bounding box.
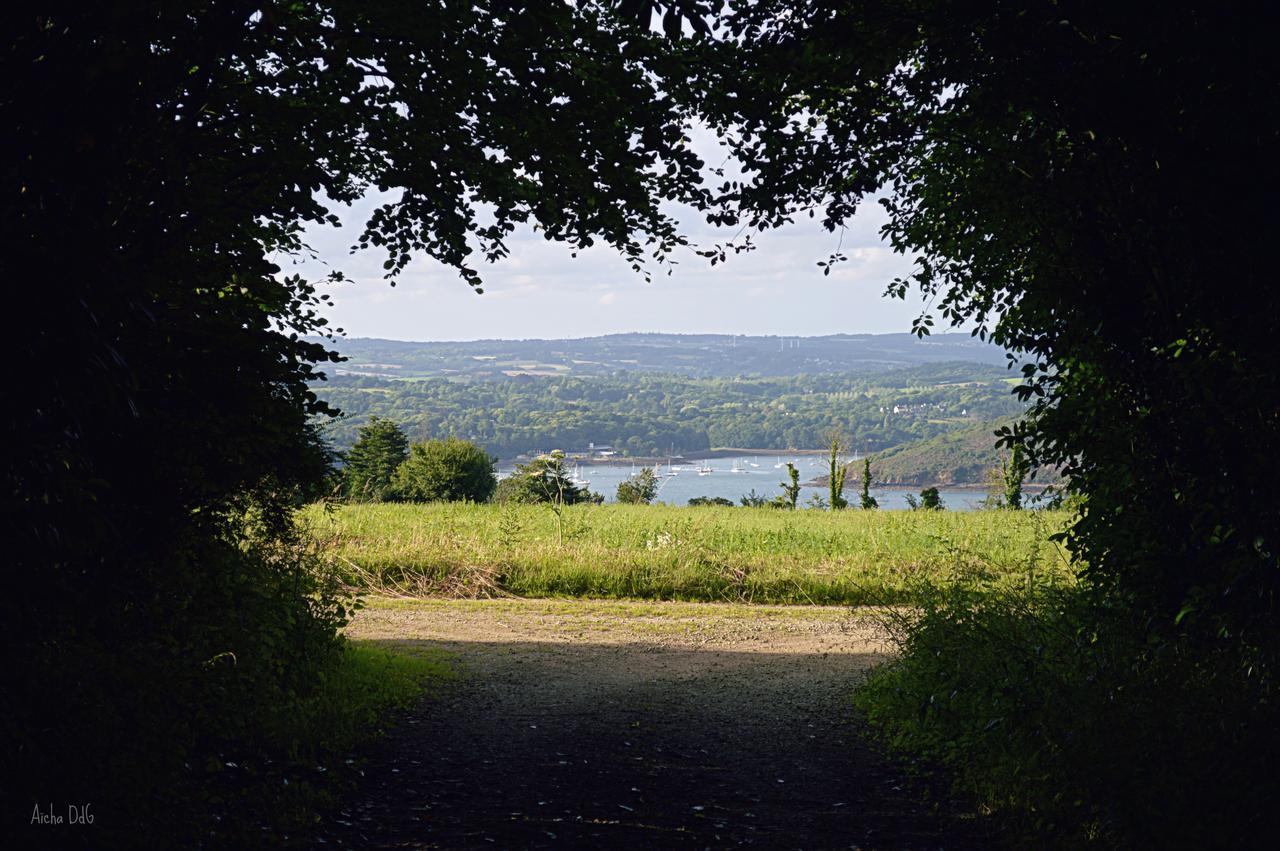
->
(314, 363, 1026, 457)
(822, 418, 1060, 488)
(868, 420, 1011, 486)
(307, 332, 1010, 380)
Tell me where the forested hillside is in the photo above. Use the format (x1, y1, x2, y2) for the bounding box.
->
(315, 361, 1025, 458)
(806, 417, 1058, 488)
(866, 419, 1020, 486)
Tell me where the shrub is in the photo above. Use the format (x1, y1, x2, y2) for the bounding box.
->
(1001, 443, 1031, 510)
(617, 467, 660, 504)
(857, 578, 1280, 847)
(497, 452, 601, 544)
(12, 504, 355, 846)
(827, 433, 849, 509)
(494, 451, 594, 505)
(393, 438, 496, 503)
(906, 486, 945, 510)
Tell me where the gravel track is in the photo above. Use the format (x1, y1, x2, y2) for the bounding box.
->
(314, 599, 987, 849)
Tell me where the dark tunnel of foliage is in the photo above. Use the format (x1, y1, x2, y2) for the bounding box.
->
(5, 2, 1279, 847)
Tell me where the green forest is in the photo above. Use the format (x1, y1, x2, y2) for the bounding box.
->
(315, 361, 1024, 458)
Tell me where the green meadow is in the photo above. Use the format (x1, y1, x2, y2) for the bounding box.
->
(302, 502, 1074, 605)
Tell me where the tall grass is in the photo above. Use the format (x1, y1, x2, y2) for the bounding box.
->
(300, 502, 1073, 605)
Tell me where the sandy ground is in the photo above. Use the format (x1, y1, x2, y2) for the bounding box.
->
(314, 598, 988, 849)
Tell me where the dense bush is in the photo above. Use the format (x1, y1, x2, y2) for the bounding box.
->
(616, 468, 660, 504)
(393, 438, 497, 503)
(857, 578, 1280, 847)
(9, 502, 356, 846)
(493, 452, 601, 505)
(904, 487, 945, 511)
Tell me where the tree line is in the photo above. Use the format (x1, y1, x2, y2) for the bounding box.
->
(342, 419, 1032, 513)
(316, 363, 1024, 459)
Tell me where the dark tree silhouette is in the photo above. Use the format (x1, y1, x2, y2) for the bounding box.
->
(678, 3, 1279, 842)
(3, 3, 717, 840)
(692, 0, 1279, 637)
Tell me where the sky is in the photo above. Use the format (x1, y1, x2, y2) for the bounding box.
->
(292, 128, 930, 342)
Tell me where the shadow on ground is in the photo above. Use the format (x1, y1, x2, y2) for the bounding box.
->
(314, 636, 989, 849)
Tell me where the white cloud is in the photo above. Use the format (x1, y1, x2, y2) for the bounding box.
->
(291, 145, 931, 340)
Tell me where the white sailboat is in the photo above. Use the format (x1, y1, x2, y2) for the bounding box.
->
(698, 461, 714, 476)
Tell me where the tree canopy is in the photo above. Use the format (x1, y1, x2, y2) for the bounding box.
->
(617, 467, 661, 504)
(343, 416, 410, 501)
(318, 364, 1023, 459)
(495, 452, 600, 506)
(670, 3, 1277, 839)
(684, 0, 1279, 639)
(2, 3, 721, 839)
(394, 438, 497, 504)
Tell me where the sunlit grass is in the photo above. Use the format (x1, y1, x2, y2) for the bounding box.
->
(302, 502, 1074, 605)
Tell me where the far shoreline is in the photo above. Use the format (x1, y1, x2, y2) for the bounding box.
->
(498, 447, 1053, 491)
(499, 447, 844, 468)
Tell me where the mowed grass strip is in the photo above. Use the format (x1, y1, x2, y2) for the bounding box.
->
(302, 503, 1074, 605)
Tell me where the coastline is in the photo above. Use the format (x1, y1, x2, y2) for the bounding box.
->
(499, 448, 1052, 491)
(500, 447, 840, 468)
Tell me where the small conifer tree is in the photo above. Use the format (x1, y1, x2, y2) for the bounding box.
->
(859, 456, 878, 510)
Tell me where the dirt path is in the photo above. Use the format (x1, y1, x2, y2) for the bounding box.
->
(314, 599, 987, 849)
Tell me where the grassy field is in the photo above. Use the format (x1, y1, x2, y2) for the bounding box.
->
(302, 502, 1074, 605)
